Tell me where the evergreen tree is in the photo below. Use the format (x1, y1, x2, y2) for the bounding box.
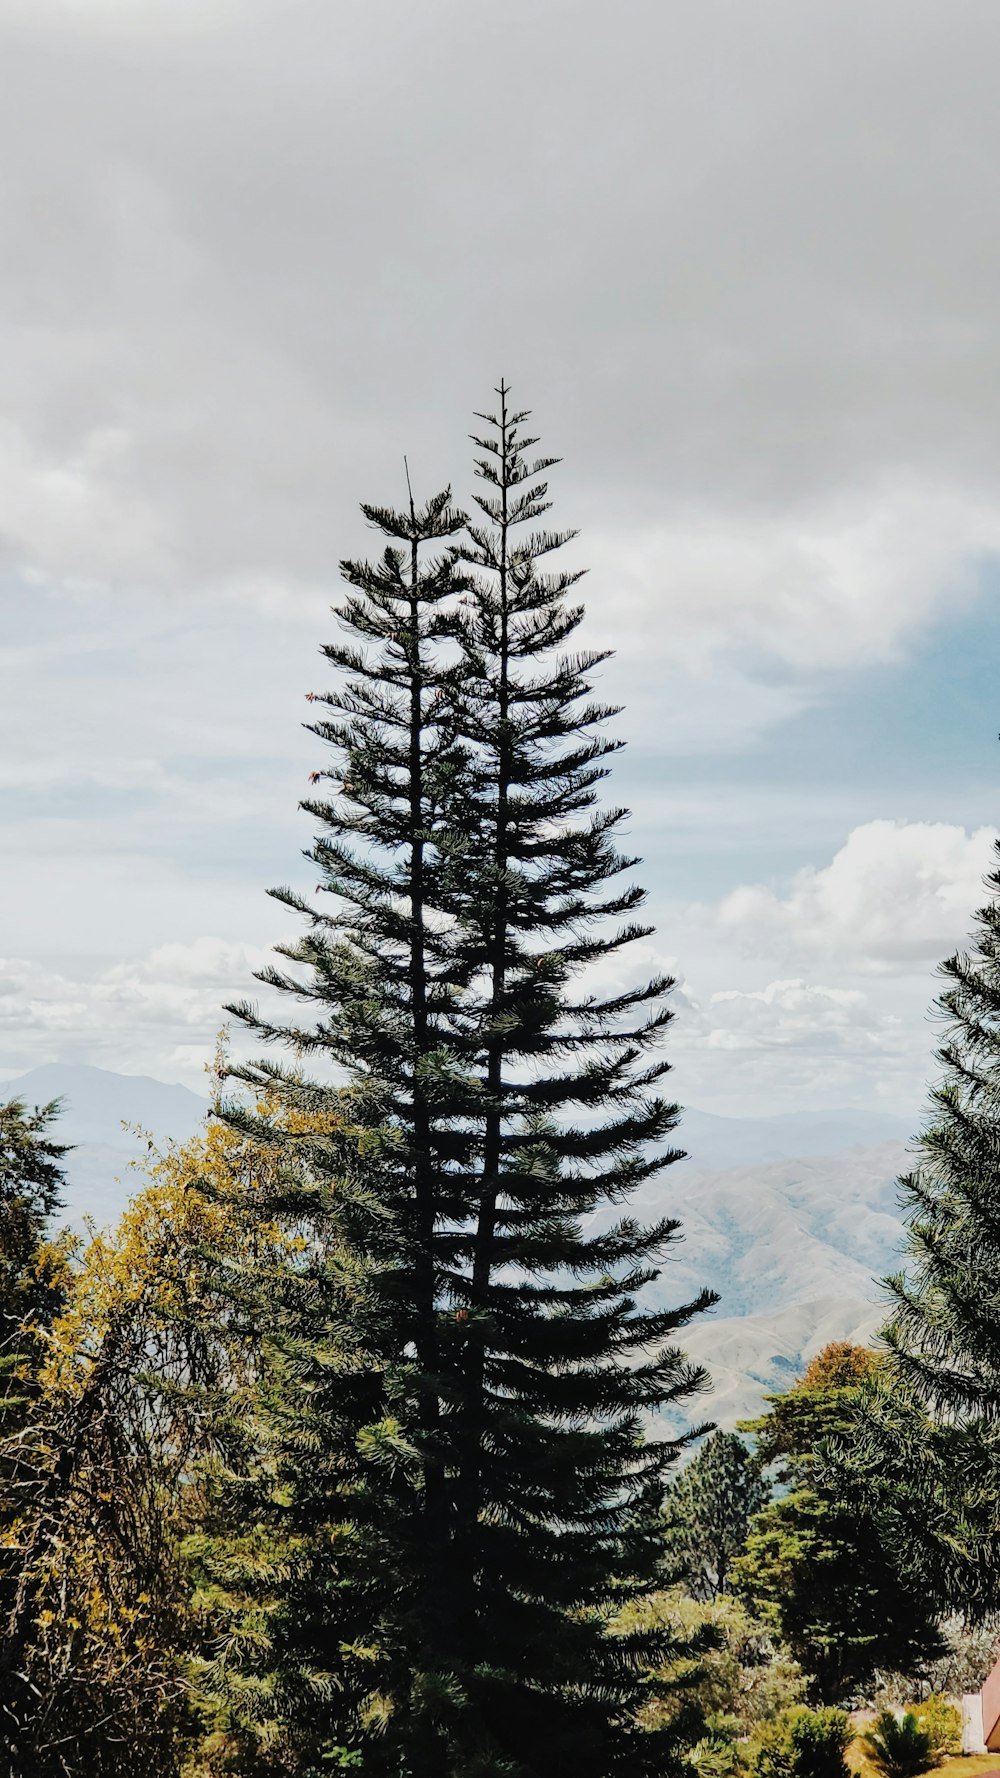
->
(662, 1431, 766, 1601)
(0, 1097, 72, 1761)
(227, 391, 715, 1776)
(225, 479, 478, 1768)
(735, 1488, 942, 1707)
(746, 1343, 879, 1471)
(186, 1087, 418, 1775)
(885, 851, 1000, 1413)
(428, 385, 714, 1774)
(0, 1096, 68, 1410)
(613, 1588, 805, 1745)
(733, 1345, 944, 1703)
(0, 1101, 194, 1775)
(870, 850, 1000, 1616)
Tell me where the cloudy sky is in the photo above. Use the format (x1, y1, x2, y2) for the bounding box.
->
(3, 0, 1000, 1119)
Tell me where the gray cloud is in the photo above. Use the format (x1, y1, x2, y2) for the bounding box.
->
(3, 0, 999, 1111)
(2, 0, 1000, 591)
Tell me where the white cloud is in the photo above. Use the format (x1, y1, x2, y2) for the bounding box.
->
(0, 926, 952, 1117)
(700, 979, 896, 1052)
(104, 936, 270, 988)
(717, 820, 998, 973)
(0, 958, 88, 1033)
(0, 937, 276, 1084)
(567, 940, 927, 1114)
(667, 973, 931, 1117)
(5, 0, 233, 23)
(587, 479, 1000, 680)
(0, 0, 999, 646)
(0, 754, 170, 792)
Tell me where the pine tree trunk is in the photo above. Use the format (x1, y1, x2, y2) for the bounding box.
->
(406, 523, 446, 1559)
(462, 382, 512, 1584)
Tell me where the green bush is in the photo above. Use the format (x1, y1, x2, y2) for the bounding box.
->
(748, 1706, 853, 1778)
(862, 1711, 935, 1778)
(915, 1695, 961, 1760)
(621, 1590, 806, 1739)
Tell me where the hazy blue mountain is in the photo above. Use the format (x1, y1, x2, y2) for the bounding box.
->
(2, 1062, 208, 1227)
(630, 1139, 909, 1319)
(601, 1136, 910, 1426)
(680, 1295, 885, 1432)
(3, 1063, 207, 1148)
(675, 1106, 912, 1171)
(1, 1065, 913, 1422)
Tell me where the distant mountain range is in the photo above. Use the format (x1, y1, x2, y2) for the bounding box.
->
(2, 1063, 916, 1428)
(2, 1063, 208, 1229)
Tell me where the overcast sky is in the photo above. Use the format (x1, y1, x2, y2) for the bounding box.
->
(3, 0, 1000, 1119)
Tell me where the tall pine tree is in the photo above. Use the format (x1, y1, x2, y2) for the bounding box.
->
(227, 481, 477, 1768)
(433, 384, 716, 1775)
(874, 842, 1000, 1617)
(885, 842, 1000, 1414)
(227, 392, 715, 1776)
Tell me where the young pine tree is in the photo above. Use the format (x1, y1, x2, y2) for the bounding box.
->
(0, 1097, 69, 1413)
(874, 842, 1000, 1616)
(228, 397, 715, 1776)
(885, 843, 1000, 1414)
(661, 1431, 766, 1602)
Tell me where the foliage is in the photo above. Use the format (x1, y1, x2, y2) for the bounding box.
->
(663, 1431, 767, 1600)
(222, 386, 717, 1775)
(747, 1707, 853, 1778)
(857, 1382, 1000, 1630)
(0, 1096, 75, 1766)
(861, 1711, 935, 1778)
(874, 846, 1000, 1616)
(914, 1696, 962, 1761)
(734, 1344, 945, 1704)
(883, 844, 1000, 1419)
(0, 1096, 67, 1246)
(181, 1086, 417, 1776)
(0, 1096, 70, 1411)
(618, 1588, 805, 1739)
(747, 1344, 880, 1479)
(734, 1483, 944, 1707)
(0, 1104, 296, 1775)
(921, 1618, 1000, 1699)
(690, 1715, 743, 1778)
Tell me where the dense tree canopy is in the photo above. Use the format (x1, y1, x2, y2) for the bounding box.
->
(857, 853, 1000, 1619)
(733, 1344, 944, 1704)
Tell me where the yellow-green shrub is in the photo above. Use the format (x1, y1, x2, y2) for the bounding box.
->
(915, 1696, 961, 1761)
(747, 1706, 853, 1778)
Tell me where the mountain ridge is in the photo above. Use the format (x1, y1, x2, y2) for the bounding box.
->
(2, 1064, 914, 1426)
